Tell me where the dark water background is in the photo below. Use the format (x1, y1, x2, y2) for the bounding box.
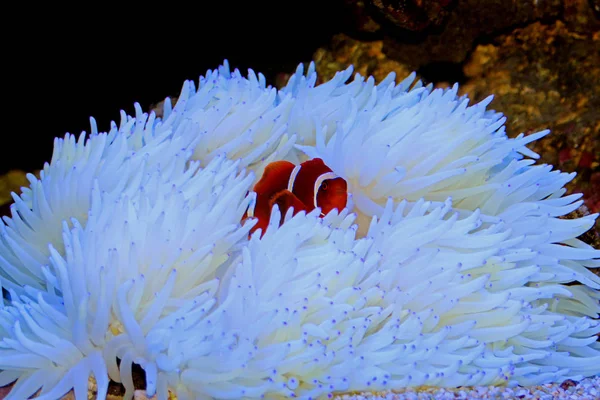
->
(2, 1, 345, 174)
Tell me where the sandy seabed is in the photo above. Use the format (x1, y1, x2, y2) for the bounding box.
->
(6, 376, 592, 400)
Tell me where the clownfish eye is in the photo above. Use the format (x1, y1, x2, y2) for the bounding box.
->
(320, 181, 328, 190)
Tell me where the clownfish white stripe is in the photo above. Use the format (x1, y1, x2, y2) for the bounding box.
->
(313, 172, 339, 208)
(287, 165, 302, 192)
(247, 197, 256, 218)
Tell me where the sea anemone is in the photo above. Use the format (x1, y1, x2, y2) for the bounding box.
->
(1, 61, 599, 400)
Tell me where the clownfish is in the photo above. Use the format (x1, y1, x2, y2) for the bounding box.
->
(243, 158, 348, 237)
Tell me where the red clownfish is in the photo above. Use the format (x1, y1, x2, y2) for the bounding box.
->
(243, 158, 348, 237)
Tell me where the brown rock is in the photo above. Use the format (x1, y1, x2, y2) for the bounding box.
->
(380, 0, 563, 69)
(312, 34, 413, 85)
(559, 378, 579, 389)
(133, 389, 178, 400)
(0, 170, 29, 206)
(564, 0, 600, 32)
(461, 20, 600, 230)
(0, 170, 42, 218)
(148, 98, 176, 119)
(565, 204, 600, 250)
(337, 0, 599, 71)
(368, 0, 456, 32)
(591, 0, 600, 17)
(341, 0, 383, 33)
(313, 5, 599, 237)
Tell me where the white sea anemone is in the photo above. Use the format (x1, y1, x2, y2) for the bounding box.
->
(1, 155, 256, 399)
(1, 61, 599, 399)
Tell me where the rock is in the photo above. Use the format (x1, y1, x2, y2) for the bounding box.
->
(0, 170, 29, 206)
(377, 0, 562, 69)
(566, 204, 600, 253)
(461, 20, 600, 228)
(368, 0, 456, 32)
(313, 4, 599, 234)
(312, 34, 413, 85)
(0, 170, 34, 218)
(340, 0, 383, 34)
(148, 97, 176, 119)
(591, 0, 600, 18)
(564, 0, 600, 32)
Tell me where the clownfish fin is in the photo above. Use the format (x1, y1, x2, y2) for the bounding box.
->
(247, 200, 271, 238)
(247, 189, 305, 239)
(247, 161, 296, 239)
(269, 189, 307, 220)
